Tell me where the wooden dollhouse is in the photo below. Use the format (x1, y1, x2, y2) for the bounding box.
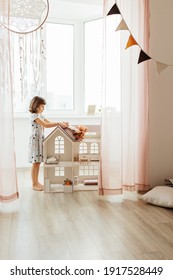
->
(43, 125, 100, 192)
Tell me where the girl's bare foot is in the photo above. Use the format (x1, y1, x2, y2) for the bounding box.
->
(32, 184, 43, 191)
(38, 182, 44, 189)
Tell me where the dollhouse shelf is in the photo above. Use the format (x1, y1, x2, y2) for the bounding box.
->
(45, 183, 98, 193)
(80, 138, 101, 142)
(44, 161, 100, 168)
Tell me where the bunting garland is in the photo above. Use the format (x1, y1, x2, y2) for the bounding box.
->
(107, 3, 120, 15)
(138, 50, 151, 64)
(156, 62, 168, 75)
(115, 19, 128, 32)
(125, 35, 138, 50)
(107, 1, 171, 75)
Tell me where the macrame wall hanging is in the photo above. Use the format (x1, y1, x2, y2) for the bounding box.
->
(0, 0, 49, 105)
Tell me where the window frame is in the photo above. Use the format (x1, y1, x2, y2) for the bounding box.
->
(79, 165, 99, 176)
(90, 142, 99, 154)
(79, 142, 88, 154)
(84, 17, 103, 114)
(44, 18, 84, 116)
(55, 166, 65, 177)
(13, 17, 102, 123)
(55, 136, 64, 154)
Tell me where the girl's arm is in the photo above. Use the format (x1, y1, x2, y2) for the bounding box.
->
(35, 118, 68, 129)
(44, 118, 69, 126)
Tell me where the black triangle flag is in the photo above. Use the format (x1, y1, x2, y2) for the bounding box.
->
(138, 50, 151, 64)
(107, 3, 120, 16)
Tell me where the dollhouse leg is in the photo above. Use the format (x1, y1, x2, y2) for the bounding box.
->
(44, 178, 50, 192)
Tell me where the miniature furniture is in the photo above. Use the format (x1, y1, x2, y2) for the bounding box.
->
(43, 125, 100, 192)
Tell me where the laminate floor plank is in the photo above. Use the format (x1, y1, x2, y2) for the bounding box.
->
(1, 170, 173, 260)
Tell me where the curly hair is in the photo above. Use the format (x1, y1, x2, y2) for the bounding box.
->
(29, 96, 46, 113)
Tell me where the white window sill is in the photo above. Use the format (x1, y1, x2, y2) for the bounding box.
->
(14, 112, 101, 125)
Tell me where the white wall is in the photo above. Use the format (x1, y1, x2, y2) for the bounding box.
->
(149, 1, 173, 186)
(149, 63, 173, 186)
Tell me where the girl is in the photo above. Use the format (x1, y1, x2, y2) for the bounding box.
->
(28, 96, 68, 191)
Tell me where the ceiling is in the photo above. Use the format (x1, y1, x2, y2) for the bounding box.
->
(57, 0, 103, 5)
(49, 0, 103, 21)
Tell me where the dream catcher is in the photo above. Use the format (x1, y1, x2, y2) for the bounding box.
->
(0, 0, 49, 105)
(1, 0, 49, 34)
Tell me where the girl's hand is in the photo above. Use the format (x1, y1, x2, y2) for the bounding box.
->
(64, 121, 69, 126)
(59, 122, 69, 129)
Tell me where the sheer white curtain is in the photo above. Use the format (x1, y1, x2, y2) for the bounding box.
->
(0, 3, 19, 202)
(99, 0, 150, 195)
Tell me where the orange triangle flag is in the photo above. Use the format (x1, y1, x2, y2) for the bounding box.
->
(125, 35, 138, 49)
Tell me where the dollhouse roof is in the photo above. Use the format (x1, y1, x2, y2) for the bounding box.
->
(43, 126, 81, 144)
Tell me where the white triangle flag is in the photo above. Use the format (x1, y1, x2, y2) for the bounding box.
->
(156, 61, 168, 75)
(115, 19, 128, 31)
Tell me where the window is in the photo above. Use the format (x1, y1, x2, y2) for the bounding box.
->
(79, 165, 99, 176)
(84, 18, 103, 113)
(46, 22, 74, 111)
(13, 18, 106, 116)
(55, 136, 64, 154)
(90, 142, 99, 154)
(55, 166, 64, 176)
(105, 15, 121, 112)
(79, 142, 87, 154)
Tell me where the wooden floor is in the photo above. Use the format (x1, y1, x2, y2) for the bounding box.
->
(1, 169, 173, 260)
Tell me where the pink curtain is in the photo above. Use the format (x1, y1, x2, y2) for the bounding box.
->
(0, 2, 19, 202)
(99, 0, 150, 195)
